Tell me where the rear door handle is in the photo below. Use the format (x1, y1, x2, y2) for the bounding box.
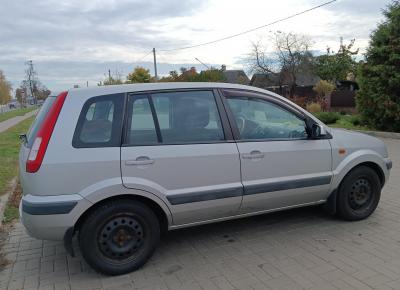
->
(242, 150, 265, 159)
(125, 156, 155, 166)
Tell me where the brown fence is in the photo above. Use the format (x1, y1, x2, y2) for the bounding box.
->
(330, 91, 356, 107)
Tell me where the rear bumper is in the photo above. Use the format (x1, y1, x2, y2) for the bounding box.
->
(20, 193, 92, 241)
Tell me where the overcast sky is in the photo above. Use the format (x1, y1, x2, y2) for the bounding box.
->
(0, 0, 392, 92)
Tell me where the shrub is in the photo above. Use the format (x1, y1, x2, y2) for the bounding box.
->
(357, 2, 400, 132)
(349, 115, 362, 126)
(313, 80, 335, 98)
(289, 96, 307, 108)
(306, 102, 322, 113)
(313, 112, 340, 124)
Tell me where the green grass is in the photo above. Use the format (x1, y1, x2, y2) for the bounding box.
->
(329, 115, 371, 131)
(0, 107, 37, 123)
(3, 206, 18, 223)
(312, 112, 374, 131)
(0, 116, 34, 196)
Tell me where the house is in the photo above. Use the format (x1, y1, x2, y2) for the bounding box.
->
(249, 70, 320, 98)
(221, 65, 250, 85)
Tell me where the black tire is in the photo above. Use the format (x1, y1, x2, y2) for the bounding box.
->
(79, 200, 160, 275)
(336, 166, 381, 221)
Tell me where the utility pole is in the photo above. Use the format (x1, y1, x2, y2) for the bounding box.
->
(25, 60, 37, 104)
(153, 48, 158, 81)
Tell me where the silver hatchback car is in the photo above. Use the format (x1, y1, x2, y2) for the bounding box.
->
(19, 83, 392, 275)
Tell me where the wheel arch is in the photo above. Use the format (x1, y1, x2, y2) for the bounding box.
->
(325, 160, 385, 215)
(74, 194, 170, 235)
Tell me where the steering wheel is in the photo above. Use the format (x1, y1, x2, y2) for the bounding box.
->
(236, 115, 246, 135)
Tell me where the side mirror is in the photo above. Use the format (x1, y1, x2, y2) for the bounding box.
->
(19, 133, 28, 144)
(311, 123, 327, 139)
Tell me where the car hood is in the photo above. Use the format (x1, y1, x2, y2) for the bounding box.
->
(329, 128, 388, 158)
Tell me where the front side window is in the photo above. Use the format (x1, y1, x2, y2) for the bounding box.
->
(227, 97, 307, 140)
(73, 94, 123, 148)
(126, 90, 225, 145)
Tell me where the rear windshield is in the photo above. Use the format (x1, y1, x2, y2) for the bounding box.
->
(26, 96, 56, 148)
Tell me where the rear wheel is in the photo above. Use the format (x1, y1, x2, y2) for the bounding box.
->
(79, 200, 160, 275)
(336, 166, 381, 221)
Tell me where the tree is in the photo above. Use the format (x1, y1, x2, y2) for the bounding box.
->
(313, 38, 359, 82)
(0, 70, 12, 105)
(15, 88, 24, 104)
(158, 67, 225, 82)
(274, 32, 313, 96)
(247, 42, 278, 74)
(126, 67, 151, 83)
(357, 1, 400, 132)
(247, 32, 313, 96)
(20, 60, 49, 104)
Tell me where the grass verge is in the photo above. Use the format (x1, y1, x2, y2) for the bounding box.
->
(0, 116, 34, 196)
(3, 182, 22, 224)
(0, 107, 37, 123)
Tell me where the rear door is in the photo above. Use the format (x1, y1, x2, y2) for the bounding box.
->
(121, 90, 242, 225)
(221, 89, 332, 213)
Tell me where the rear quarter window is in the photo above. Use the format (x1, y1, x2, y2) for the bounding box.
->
(72, 93, 124, 148)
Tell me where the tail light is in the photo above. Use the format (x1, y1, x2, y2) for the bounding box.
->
(26, 91, 68, 173)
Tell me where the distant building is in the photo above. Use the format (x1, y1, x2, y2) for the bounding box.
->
(250, 70, 320, 98)
(221, 65, 250, 85)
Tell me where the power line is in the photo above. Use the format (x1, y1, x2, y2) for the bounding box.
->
(134, 50, 153, 63)
(159, 0, 337, 52)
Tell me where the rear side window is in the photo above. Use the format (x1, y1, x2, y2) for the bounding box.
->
(125, 90, 225, 145)
(73, 93, 124, 148)
(26, 96, 56, 148)
(128, 96, 159, 145)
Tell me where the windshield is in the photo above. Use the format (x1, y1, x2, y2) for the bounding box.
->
(26, 96, 56, 148)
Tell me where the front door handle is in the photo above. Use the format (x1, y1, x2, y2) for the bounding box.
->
(242, 150, 265, 159)
(125, 156, 155, 166)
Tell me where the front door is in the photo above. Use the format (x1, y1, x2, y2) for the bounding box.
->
(222, 90, 332, 213)
(121, 90, 242, 225)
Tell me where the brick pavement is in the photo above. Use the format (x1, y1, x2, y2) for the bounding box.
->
(0, 138, 399, 290)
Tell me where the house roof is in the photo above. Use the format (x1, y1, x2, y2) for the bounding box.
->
(249, 73, 281, 88)
(223, 70, 250, 85)
(250, 70, 320, 89)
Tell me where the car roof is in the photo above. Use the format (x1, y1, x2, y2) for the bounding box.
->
(68, 82, 280, 99)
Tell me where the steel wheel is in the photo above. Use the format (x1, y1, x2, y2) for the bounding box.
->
(348, 178, 373, 211)
(98, 215, 144, 261)
(79, 200, 160, 275)
(336, 166, 381, 221)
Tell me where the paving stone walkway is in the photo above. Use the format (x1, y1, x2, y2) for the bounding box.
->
(0, 138, 399, 290)
(0, 110, 37, 134)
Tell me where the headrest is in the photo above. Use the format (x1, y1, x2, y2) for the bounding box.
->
(174, 98, 210, 130)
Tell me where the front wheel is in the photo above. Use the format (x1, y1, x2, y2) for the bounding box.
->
(79, 200, 160, 275)
(336, 166, 381, 221)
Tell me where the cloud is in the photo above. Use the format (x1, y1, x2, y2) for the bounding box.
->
(0, 0, 392, 91)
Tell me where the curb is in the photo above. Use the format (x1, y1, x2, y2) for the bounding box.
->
(0, 178, 17, 226)
(355, 130, 400, 140)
